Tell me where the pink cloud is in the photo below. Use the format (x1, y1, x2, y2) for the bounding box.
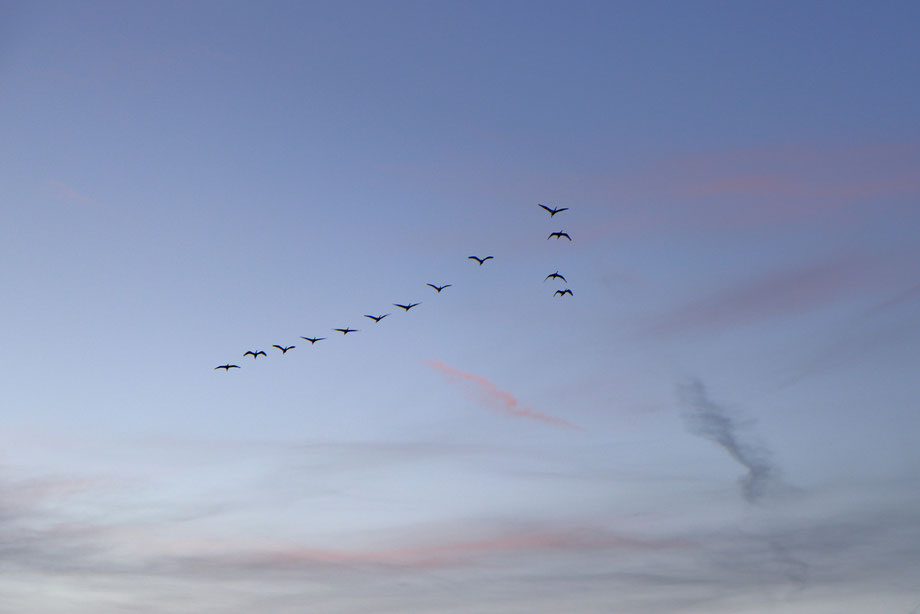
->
(427, 360, 581, 430)
(45, 180, 96, 205)
(577, 140, 920, 240)
(167, 527, 691, 571)
(642, 255, 886, 336)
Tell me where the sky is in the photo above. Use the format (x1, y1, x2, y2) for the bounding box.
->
(1, 1, 919, 612)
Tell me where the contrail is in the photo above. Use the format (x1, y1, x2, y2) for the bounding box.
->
(427, 361, 581, 430)
(678, 379, 776, 503)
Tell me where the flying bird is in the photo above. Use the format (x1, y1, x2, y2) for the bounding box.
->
(300, 336, 326, 344)
(544, 271, 567, 282)
(468, 256, 493, 265)
(215, 364, 240, 371)
(272, 345, 295, 354)
(243, 350, 267, 359)
(394, 302, 421, 311)
(364, 313, 390, 323)
(548, 231, 572, 241)
(333, 327, 358, 335)
(554, 289, 574, 297)
(427, 283, 452, 293)
(538, 203, 569, 217)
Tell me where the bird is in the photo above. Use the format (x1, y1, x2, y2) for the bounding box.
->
(394, 302, 421, 311)
(538, 203, 569, 217)
(544, 271, 567, 282)
(468, 255, 493, 265)
(427, 283, 452, 293)
(364, 313, 389, 323)
(273, 345, 295, 354)
(554, 289, 574, 297)
(333, 327, 358, 334)
(243, 350, 267, 359)
(548, 231, 572, 241)
(215, 364, 240, 371)
(300, 336, 326, 344)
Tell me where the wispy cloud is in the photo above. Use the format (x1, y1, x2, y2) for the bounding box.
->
(44, 180, 97, 205)
(642, 255, 881, 337)
(427, 360, 581, 429)
(677, 379, 777, 503)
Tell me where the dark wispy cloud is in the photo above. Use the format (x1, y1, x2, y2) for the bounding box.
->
(678, 379, 777, 503)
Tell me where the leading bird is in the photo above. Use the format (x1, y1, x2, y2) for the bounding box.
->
(538, 203, 569, 217)
(548, 231, 572, 241)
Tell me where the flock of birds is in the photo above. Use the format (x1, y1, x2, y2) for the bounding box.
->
(215, 204, 575, 371)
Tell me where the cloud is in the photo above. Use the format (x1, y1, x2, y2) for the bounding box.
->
(427, 360, 581, 429)
(643, 255, 882, 337)
(44, 180, 96, 205)
(677, 379, 777, 503)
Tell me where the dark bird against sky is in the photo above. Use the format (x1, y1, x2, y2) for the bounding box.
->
(364, 313, 389, 322)
(554, 289, 574, 297)
(427, 283, 452, 293)
(243, 350, 267, 359)
(300, 336, 326, 344)
(548, 231, 572, 241)
(538, 203, 569, 216)
(272, 345, 295, 354)
(468, 256, 494, 265)
(394, 302, 421, 311)
(544, 271, 567, 282)
(214, 364, 240, 371)
(333, 327, 358, 334)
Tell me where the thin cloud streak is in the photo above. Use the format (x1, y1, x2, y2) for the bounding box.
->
(642, 255, 882, 337)
(678, 379, 777, 503)
(427, 360, 581, 429)
(44, 180, 96, 205)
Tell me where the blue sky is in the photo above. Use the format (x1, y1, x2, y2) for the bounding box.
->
(1, 2, 919, 612)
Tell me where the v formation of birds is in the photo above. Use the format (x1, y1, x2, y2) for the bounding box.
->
(215, 204, 575, 371)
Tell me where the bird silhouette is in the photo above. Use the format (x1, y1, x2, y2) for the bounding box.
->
(538, 203, 569, 217)
(394, 302, 421, 311)
(333, 327, 358, 334)
(427, 283, 452, 293)
(243, 350, 267, 359)
(300, 336, 326, 344)
(548, 231, 572, 241)
(544, 271, 567, 282)
(273, 345, 295, 354)
(554, 289, 574, 297)
(364, 313, 389, 323)
(468, 256, 494, 265)
(215, 364, 240, 371)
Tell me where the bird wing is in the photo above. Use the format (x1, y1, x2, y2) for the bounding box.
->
(483, 256, 493, 261)
(538, 204, 552, 213)
(468, 256, 481, 262)
(257, 351, 266, 356)
(557, 207, 569, 213)
(244, 351, 254, 357)
(273, 345, 283, 350)
(427, 283, 438, 290)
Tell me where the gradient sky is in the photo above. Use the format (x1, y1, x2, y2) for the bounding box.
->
(2, 2, 919, 612)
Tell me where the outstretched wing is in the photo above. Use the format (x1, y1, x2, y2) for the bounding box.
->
(538, 204, 553, 214)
